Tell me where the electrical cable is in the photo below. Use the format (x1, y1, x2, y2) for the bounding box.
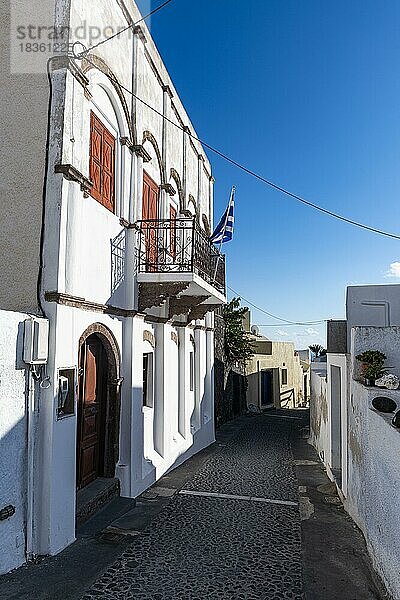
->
(227, 285, 326, 325)
(256, 322, 326, 327)
(77, 0, 175, 57)
(72, 52, 400, 242)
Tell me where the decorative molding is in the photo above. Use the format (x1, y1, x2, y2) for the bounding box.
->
(171, 102, 185, 128)
(44, 292, 137, 317)
(171, 331, 178, 345)
(133, 144, 152, 163)
(143, 330, 156, 348)
(54, 164, 92, 197)
(202, 214, 211, 236)
(143, 48, 164, 88)
(82, 53, 136, 144)
(162, 84, 174, 99)
(142, 131, 167, 183)
(120, 136, 134, 148)
(170, 168, 185, 213)
(145, 315, 169, 324)
(79, 322, 121, 370)
(169, 295, 209, 320)
(189, 303, 221, 322)
(187, 194, 199, 217)
(119, 218, 130, 228)
(134, 25, 147, 43)
(160, 183, 176, 196)
(50, 56, 90, 91)
(138, 282, 190, 312)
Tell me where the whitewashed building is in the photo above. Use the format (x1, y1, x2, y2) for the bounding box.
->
(310, 284, 400, 598)
(0, 0, 226, 571)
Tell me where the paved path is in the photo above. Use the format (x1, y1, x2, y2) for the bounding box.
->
(83, 415, 303, 600)
(0, 412, 386, 600)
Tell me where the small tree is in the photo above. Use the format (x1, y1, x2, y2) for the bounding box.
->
(309, 344, 326, 359)
(223, 298, 254, 366)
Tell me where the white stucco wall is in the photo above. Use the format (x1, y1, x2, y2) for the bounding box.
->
(2, 0, 220, 569)
(346, 284, 400, 349)
(346, 379, 400, 598)
(0, 310, 29, 574)
(309, 363, 328, 460)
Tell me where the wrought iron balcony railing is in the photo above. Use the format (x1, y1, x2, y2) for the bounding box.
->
(136, 218, 226, 295)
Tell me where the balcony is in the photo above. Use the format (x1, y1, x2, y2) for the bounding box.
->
(136, 218, 226, 317)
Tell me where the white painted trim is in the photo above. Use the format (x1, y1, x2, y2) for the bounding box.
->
(179, 490, 298, 507)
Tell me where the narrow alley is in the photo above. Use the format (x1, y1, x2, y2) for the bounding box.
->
(1, 412, 385, 600)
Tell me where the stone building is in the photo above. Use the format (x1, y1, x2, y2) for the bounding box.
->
(243, 312, 308, 409)
(0, 0, 225, 572)
(213, 308, 247, 427)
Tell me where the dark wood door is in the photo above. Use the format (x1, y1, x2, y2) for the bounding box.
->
(77, 335, 107, 489)
(142, 171, 159, 270)
(261, 369, 273, 407)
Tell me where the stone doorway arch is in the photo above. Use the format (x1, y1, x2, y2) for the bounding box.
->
(76, 323, 122, 489)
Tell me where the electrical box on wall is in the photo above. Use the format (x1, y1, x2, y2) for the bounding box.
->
(57, 368, 77, 419)
(23, 318, 49, 365)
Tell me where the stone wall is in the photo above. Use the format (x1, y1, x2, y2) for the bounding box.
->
(214, 310, 247, 428)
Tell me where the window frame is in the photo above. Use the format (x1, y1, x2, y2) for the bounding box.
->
(143, 352, 154, 408)
(89, 110, 116, 213)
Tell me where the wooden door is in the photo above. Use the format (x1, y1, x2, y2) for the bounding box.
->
(77, 335, 107, 489)
(261, 369, 273, 407)
(142, 171, 159, 270)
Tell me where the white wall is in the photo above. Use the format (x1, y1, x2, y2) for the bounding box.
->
(0, 310, 28, 574)
(346, 284, 400, 348)
(309, 363, 328, 460)
(346, 378, 400, 598)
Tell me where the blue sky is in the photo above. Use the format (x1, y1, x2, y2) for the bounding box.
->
(138, 0, 400, 347)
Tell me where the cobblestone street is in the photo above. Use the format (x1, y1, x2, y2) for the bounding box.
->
(83, 415, 303, 600)
(0, 412, 386, 600)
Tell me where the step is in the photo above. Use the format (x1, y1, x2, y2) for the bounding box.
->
(76, 477, 120, 526)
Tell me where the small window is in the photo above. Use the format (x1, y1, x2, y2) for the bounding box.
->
(89, 111, 116, 213)
(189, 351, 194, 392)
(143, 353, 153, 407)
(281, 368, 288, 386)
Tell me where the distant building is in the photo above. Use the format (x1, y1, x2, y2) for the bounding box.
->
(243, 312, 309, 409)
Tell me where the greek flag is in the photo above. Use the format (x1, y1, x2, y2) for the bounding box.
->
(210, 186, 235, 244)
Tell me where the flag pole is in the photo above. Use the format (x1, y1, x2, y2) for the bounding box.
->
(212, 186, 234, 283)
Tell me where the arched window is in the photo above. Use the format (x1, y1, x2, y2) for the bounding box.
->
(87, 70, 131, 218)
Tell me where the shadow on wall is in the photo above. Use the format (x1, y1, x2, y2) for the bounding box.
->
(214, 358, 247, 428)
(0, 321, 29, 575)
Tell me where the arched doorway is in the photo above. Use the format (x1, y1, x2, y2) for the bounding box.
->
(76, 325, 121, 490)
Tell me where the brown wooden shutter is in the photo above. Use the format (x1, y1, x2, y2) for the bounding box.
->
(89, 111, 115, 213)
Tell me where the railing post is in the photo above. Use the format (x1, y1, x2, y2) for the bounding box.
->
(191, 218, 196, 274)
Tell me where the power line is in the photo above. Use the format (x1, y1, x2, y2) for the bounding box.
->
(77, 0, 175, 57)
(227, 285, 325, 325)
(256, 322, 326, 327)
(73, 53, 400, 241)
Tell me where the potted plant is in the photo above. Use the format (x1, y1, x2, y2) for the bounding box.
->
(356, 350, 387, 386)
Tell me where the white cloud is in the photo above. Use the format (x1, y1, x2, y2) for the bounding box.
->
(305, 327, 319, 336)
(275, 329, 289, 337)
(385, 262, 400, 278)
